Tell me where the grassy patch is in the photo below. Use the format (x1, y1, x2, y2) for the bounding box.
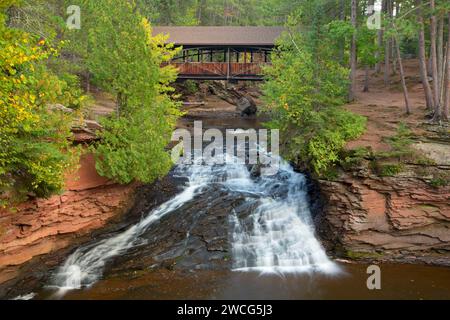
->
(376, 163, 405, 177)
(340, 147, 373, 171)
(429, 176, 450, 188)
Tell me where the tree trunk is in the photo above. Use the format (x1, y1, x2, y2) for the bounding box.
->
(349, 0, 358, 102)
(444, 13, 450, 121)
(392, 2, 401, 76)
(375, 0, 386, 73)
(437, 16, 444, 98)
(338, 0, 346, 65)
(363, 65, 370, 92)
(430, 0, 441, 120)
(384, 0, 392, 86)
(417, 0, 434, 110)
(395, 37, 411, 114)
(364, 0, 375, 91)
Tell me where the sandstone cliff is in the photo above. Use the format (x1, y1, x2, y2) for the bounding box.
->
(314, 162, 450, 266)
(0, 154, 136, 284)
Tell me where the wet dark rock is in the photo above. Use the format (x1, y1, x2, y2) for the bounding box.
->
(237, 96, 257, 116)
(104, 186, 250, 276)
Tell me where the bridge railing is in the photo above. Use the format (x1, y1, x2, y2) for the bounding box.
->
(168, 62, 269, 80)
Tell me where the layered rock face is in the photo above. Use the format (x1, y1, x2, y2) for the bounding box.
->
(0, 154, 136, 284)
(315, 165, 450, 266)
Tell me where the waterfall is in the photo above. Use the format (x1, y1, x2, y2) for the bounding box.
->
(50, 153, 339, 293)
(227, 159, 339, 274)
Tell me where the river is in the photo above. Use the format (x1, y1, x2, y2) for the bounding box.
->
(7, 114, 450, 300)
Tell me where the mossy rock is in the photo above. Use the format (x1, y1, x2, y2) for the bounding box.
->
(429, 177, 449, 188)
(371, 161, 404, 177)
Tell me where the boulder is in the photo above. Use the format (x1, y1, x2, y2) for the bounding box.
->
(236, 96, 257, 116)
(47, 104, 74, 114)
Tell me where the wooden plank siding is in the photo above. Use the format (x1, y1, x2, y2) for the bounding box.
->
(171, 62, 268, 80)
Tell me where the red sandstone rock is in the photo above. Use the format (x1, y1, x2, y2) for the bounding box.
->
(0, 153, 136, 280)
(316, 167, 450, 265)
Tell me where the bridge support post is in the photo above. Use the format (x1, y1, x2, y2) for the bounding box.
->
(226, 47, 231, 81)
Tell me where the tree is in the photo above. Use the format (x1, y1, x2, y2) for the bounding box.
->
(73, 0, 182, 184)
(430, 0, 441, 120)
(384, 0, 393, 87)
(444, 12, 450, 120)
(358, 22, 380, 92)
(394, 36, 412, 114)
(262, 10, 366, 175)
(349, 0, 358, 101)
(0, 1, 79, 206)
(417, 0, 435, 110)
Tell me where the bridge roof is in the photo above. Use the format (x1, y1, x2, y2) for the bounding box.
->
(152, 26, 284, 47)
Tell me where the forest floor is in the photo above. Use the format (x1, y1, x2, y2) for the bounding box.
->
(346, 59, 449, 163)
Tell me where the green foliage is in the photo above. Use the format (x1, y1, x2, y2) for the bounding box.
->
(184, 80, 199, 95)
(72, 0, 182, 184)
(340, 147, 373, 171)
(0, 6, 79, 206)
(137, 0, 267, 26)
(373, 163, 405, 177)
(429, 177, 449, 188)
(95, 107, 174, 184)
(378, 123, 415, 159)
(262, 29, 366, 175)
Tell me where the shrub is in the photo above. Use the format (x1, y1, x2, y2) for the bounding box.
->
(262, 31, 366, 175)
(0, 9, 79, 206)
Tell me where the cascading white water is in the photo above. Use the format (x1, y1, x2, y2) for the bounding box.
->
(50, 152, 339, 294)
(227, 158, 339, 274)
(51, 164, 212, 293)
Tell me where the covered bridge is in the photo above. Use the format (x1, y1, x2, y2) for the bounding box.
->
(153, 26, 284, 81)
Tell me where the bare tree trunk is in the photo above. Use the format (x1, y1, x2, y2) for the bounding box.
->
(375, 0, 386, 73)
(444, 13, 450, 121)
(417, 0, 434, 110)
(438, 16, 444, 97)
(394, 37, 411, 114)
(364, 65, 370, 92)
(391, 1, 401, 76)
(364, 0, 375, 91)
(430, 0, 441, 120)
(349, 0, 358, 102)
(339, 0, 346, 65)
(197, 0, 207, 25)
(384, 0, 392, 86)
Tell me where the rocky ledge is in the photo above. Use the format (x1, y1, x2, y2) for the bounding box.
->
(0, 154, 136, 285)
(313, 164, 450, 266)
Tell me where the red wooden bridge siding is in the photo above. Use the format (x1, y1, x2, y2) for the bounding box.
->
(153, 27, 283, 81)
(172, 62, 266, 80)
